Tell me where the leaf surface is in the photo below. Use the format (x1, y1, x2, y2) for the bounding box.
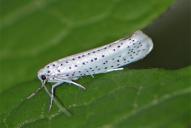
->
(1, 0, 189, 128)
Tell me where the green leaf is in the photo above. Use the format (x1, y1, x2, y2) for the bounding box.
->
(0, 67, 191, 128)
(2, 0, 190, 128)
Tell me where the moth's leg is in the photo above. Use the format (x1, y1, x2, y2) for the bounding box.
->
(62, 80, 86, 90)
(49, 82, 64, 111)
(85, 70, 94, 78)
(106, 68, 124, 73)
(49, 80, 86, 110)
(43, 85, 71, 116)
(27, 85, 44, 99)
(89, 73, 94, 78)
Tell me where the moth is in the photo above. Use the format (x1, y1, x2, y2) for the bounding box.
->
(28, 30, 153, 114)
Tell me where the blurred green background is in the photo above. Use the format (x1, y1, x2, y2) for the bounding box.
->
(130, 0, 190, 69)
(0, 0, 190, 128)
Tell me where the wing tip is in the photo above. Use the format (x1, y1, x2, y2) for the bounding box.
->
(134, 30, 154, 54)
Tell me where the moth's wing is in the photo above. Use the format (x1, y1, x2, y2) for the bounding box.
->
(124, 31, 153, 64)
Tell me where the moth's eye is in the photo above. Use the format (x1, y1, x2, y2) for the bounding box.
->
(41, 75, 46, 80)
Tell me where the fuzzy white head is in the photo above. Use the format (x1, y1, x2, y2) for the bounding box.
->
(37, 68, 48, 84)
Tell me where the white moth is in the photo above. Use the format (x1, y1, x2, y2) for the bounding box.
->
(28, 30, 153, 115)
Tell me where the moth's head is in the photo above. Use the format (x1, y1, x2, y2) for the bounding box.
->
(37, 68, 48, 84)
